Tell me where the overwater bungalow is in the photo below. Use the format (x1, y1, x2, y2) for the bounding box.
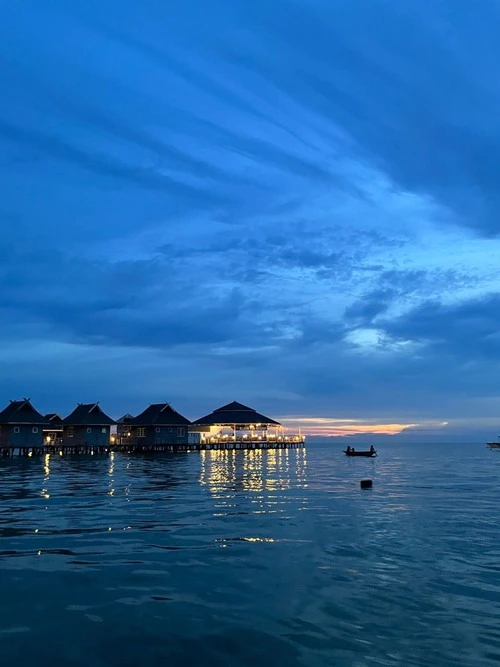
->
(118, 403, 191, 447)
(62, 403, 115, 446)
(43, 413, 63, 446)
(190, 401, 305, 447)
(115, 413, 134, 441)
(0, 399, 48, 449)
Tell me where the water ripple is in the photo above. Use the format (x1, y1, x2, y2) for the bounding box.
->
(0, 444, 499, 665)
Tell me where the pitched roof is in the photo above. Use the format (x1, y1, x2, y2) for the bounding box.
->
(117, 413, 134, 424)
(44, 413, 63, 430)
(130, 403, 191, 426)
(62, 403, 115, 426)
(45, 413, 63, 422)
(193, 401, 280, 426)
(0, 399, 49, 425)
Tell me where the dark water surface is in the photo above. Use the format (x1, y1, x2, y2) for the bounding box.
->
(0, 443, 499, 666)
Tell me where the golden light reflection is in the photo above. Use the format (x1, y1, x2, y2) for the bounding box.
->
(108, 451, 115, 476)
(240, 537, 276, 543)
(296, 448, 307, 488)
(265, 448, 291, 491)
(199, 447, 308, 497)
(280, 417, 428, 437)
(40, 453, 50, 499)
(199, 449, 237, 491)
(108, 451, 115, 496)
(243, 449, 264, 492)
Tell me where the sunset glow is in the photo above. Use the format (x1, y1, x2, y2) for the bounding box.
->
(281, 418, 449, 438)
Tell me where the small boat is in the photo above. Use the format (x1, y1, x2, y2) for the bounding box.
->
(486, 441, 500, 449)
(344, 448, 377, 457)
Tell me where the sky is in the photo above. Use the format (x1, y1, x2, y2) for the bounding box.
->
(1, 0, 499, 440)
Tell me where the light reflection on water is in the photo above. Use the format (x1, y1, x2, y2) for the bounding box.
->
(199, 448, 307, 496)
(0, 443, 499, 666)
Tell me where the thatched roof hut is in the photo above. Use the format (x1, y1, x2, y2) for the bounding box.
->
(192, 401, 280, 427)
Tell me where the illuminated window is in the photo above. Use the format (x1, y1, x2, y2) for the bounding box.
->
(137, 428, 146, 438)
(101, 428, 106, 433)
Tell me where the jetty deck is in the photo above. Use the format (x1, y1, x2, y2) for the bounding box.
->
(0, 439, 305, 457)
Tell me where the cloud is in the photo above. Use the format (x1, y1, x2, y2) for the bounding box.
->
(0, 244, 252, 349)
(0, 0, 500, 434)
(281, 416, 421, 437)
(380, 293, 500, 360)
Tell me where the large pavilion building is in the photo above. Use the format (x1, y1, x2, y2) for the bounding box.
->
(190, 401, 305, 446)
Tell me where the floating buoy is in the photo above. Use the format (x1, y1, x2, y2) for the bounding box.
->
(360, 479, 373, 489)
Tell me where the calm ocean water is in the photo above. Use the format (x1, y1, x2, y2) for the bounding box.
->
(0, 442, 499, 666)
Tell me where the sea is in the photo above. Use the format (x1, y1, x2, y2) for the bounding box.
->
(0, 442, 499, 667)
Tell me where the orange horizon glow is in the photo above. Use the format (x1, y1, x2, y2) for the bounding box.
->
(279, 417, 449, 437)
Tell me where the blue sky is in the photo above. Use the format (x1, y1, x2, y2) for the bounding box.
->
(1, 0, 499, 439)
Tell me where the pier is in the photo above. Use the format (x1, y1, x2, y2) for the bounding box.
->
(0, 398, 306, 457)
(0, 439, 305, 458)
(0, 445, 111, 457)
(113, 439, 304, 453)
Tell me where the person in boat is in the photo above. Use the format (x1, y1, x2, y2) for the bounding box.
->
(370, 445, 375, 454)
(346, 446, 352, 454)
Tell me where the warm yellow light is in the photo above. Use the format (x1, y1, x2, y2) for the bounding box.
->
(241, 537, 275, 543)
